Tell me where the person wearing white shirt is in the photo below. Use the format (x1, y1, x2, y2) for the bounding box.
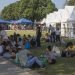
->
(0, 30, 8, 41)
(0, 30, 7, 37)
(56, 28, 61, 42)
(15, 47, 43, 68)
(50, 26, 56, 43)
(45, 46, 57, 64)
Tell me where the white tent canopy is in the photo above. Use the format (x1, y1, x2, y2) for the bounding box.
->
(42, 6, 75, 38)
(45, 12, 61, 27)
(41, 18, 46, 24)
(60, 9, 69, 22)
(67, 6, 75, 22)
(44, 6, 75, 26)
(54, 11, 61, 23)
(47, 12, 61, 23)
(62, 6, 74, 22)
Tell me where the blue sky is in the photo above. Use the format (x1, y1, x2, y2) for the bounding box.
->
(0, 0, 66, 11)
(52, 0, 66, 9)
(0, 0, 19, 11)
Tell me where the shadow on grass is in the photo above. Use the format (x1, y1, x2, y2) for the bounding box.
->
(0, 57, 32, 75)
(31, 41, 75, 75)
(36, 58, 75, 75)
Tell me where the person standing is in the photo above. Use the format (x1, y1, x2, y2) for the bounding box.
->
(50, 26, 56, 43)
(36, 26, 42, 47)
(48, 25, 52, 33)
(56, 28, 61, 42)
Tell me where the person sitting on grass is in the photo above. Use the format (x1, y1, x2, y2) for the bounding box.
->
(45, 45, 57, 64)
(18, 37, 23, 47)
(62, 42, 75, 57)
(27, 35, 36, 48)
(0, 43, 3, 55)
(27, 35, 32, 42)
(23, 34, 27, 42)
(45, 33, 50, 42)
(24, 38, 31, 49)
(15, 46, 43, 68)
(3, 44, 16, 59)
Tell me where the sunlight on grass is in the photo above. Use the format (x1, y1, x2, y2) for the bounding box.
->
(6, 30, 36, 36)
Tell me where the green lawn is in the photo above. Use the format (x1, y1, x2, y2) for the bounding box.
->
(6, 30, 75, 75)
(6, 30, 36, 36)
(31, 42, 75, 75)
(6, 30, 47, 36)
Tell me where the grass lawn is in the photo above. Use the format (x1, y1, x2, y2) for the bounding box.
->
(6, 30, 47, 36)
(6, 30, 75, 75)
(31, 42, 75, 75)
(6, 30, 36, 36)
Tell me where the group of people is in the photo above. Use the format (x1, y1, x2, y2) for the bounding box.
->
(0, 24, 33, 30)
(46, 25, 61, 43)
(0, 25, 75, 69)
(0, 29, 57, 68)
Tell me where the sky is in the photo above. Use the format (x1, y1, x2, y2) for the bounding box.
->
(52, 0, 66, 9)
(0, 0, 66, 12)
(0, 0, 19, 11)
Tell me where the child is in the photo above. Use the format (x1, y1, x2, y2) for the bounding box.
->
(45, 46, 57, 64)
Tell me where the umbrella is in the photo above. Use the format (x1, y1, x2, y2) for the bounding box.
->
(0, 19, 9, 24)
(15, 18, 33, 24)
(8, 20, 17, 24)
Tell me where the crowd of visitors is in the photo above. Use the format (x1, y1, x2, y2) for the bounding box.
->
(0, 26, 58, 68)
(0, 24, 33, 30)
(0, 25, 75, 69)
(0, 31, 42, 68)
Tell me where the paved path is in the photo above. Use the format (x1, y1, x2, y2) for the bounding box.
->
(0, 57, 40, 75)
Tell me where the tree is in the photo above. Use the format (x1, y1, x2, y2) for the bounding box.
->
(1, 1, 20, 20)
(1, 0, 57, 21)
(68, 0, 75, 5)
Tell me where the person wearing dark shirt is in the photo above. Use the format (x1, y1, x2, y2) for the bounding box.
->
(36, 26, 41, 47)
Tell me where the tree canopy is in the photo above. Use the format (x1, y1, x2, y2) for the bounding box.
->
(68, 0, 75, 5)
(1, 0, 57, 21)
